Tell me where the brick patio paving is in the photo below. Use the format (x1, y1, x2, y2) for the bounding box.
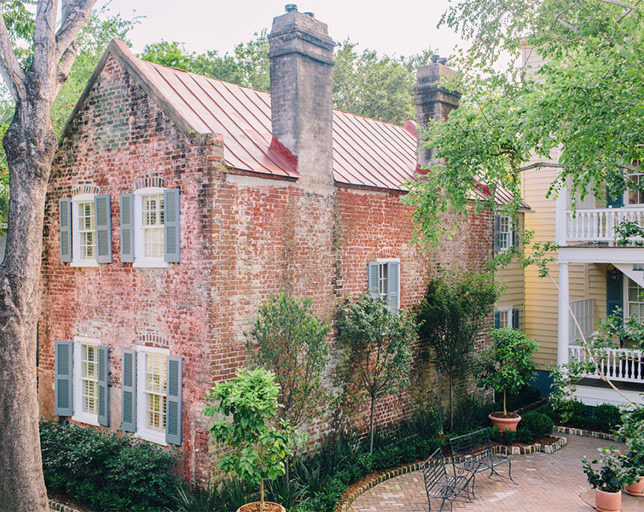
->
(348, 435, 624, 512)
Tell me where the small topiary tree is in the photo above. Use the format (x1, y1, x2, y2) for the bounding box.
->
(478, 327, 538, 416)
(336, 293, 416, 453)
(246, 292, 331, 430)
(416, 272, 499, 430)
(205, 368, 296, 512)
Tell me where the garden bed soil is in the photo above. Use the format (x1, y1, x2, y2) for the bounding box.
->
(490, 412, 520, 419)
(238, 502, 285, 512)
(49, 492, 93, 512)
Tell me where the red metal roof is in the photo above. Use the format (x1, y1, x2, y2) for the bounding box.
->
(104, 41, 528, 208)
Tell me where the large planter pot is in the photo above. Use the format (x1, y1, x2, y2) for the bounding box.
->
(237, 502, 286, 512)
(625, 476, 644, 497)
(595, 488, 621, 512)
(489, 412, 521, 432)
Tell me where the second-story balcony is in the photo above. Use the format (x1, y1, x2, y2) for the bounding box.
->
(566, 207, 644, 245)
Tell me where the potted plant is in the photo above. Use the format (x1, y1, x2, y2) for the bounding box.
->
(617, 408, 644, 497)
(583, 447, 629, 512)
(478, 327, 537, 431)
(205, 367, 296, 512)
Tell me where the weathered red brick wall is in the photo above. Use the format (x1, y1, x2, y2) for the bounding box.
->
(40, 55, 220, 482)
(40, 52, 494, 484)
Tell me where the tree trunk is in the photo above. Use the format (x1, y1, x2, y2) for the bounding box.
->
(369, 393, 376, 454)
(449, 374, 453, 432)
(260, 478, 265, 511)
(503, 389, 507, 416)
(0, 99, 58, 511)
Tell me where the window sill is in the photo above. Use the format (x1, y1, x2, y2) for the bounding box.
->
(133, 260, 169, 269)
(135, 429, 167, 446)
(70, 260, 99, 268)
(72, 413, 99, 426)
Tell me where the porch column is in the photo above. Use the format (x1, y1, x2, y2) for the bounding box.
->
(557, 262, 570, 366)
(555, 183, 568, 247)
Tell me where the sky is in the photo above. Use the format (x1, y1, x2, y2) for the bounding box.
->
(102, 0, 466, 59)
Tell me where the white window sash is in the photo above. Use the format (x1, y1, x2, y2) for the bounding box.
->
(135, 345, 169, 445)
(71, 195, 99, 267)
(71, 336, 100, 426)
(496, 306, 513, 328)
(133, 188, 168, 268)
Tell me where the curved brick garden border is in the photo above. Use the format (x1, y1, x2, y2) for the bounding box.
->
(49, 500, 80, 512)
(554, 425, 620, 442)
(335, 435, 568, 512)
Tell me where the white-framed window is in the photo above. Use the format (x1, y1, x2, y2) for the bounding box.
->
(626, 278, 644, 321)
(368, 258, 400, 311)
(72, 336, 100, 426)
(498, 216, 512, 252)
(71, 194, 98, 267)
(625, 173, 644, 206)
(495, 306, 512, 328)
(136, 345, 169, 445)
(133, 188, 168, 268)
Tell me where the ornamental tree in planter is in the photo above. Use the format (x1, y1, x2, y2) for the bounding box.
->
(617, 408, 644, 497)
(583, 447, 630, 512)
(205, 368, 296, 512)
(477, 327, 537, 431)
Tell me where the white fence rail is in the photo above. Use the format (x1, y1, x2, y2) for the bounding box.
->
(569, 345, 644, 383)
(566, 208, 644, 244)
(569, 298, 594, 345)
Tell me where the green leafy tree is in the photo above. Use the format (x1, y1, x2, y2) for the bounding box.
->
(205, 368, 296, 512)
(403, 0, 644, 247)
(478, 327, 538, 416)
(336, 294, 416, 453)
(246, 292, 331, 430)
(416, 272, 499, 430)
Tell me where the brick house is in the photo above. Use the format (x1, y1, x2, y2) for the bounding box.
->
(39, 7, 501, 482)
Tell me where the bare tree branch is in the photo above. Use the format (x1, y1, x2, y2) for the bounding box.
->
(515, 161, 565, 172)
(31, 0, 58, 86)
(55, 0, 97, 63)
(0, 7, 25, 100)
(599, 0, 637, 9)
(557, 18, 579, 32)
(55, 42, 77, 95)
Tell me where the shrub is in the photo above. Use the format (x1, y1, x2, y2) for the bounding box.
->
(515, 427, 534, 444)
(590, 404, 622, 432)
(521, 412, 554, 438)
(39, 420, 181, 511)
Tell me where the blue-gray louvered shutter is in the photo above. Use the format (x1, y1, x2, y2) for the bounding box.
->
(494, 311, 501, 329)
(120, 194, 134, 263)
(164, 188, 180, 263)
(95, 194, 112, 264)
(59, 199, 72, 263)
(368, 262, 379, 298)
(493, 215, 501, 252)
(97, 345, 109, 426)
(513, 219, 520, 251)
(54, 340, 73, 416)
(121, 349, 136, 432)
(386, 261, 400, 312)
(512, 308, 520, 329)
(166, 355, 183, 445)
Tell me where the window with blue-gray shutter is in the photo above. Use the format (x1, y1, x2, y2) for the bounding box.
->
(164, 188, 180, 263)
(493, 215, 501, 252)
(166, 355, 183, 445)
(97, 346, 109, 427)
(95, 194, 112, 264)
(55, 340, 74, 416)
(59, 199, 72, 263)
(120, 194, 134, 263)
(386, 261, 400, 312)
(368, 262, 379, 298)
(494, 311, 501, 329)
(512, 308, 520, 329)
(121, 349, 136, 432)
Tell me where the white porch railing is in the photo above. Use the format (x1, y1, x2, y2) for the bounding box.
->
(569, 298, 594, 345)
(566, 207, 644, 244)
(569, 345, 644, 383)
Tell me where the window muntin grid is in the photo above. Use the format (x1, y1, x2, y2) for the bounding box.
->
(142, 194, 164, 258)
(498, 216, 511, 251)
(378, 263, 388, 300)
(626, 173, 644, 205)
(81, 343, 98, 414)
(77, 201, 96, 260)
(498, 309, 511, 328)
(144, 353, 167, 432)
(628, 279, 644, 321)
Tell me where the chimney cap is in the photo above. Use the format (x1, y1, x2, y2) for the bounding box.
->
(285, 4, 298, 12)
(304, 11, 314, 17)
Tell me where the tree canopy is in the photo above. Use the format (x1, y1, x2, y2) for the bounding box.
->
(403, 0, 644, 247)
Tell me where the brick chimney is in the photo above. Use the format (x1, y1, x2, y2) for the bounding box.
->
(414, 56, 460, 169)
(268, 5, 335, 189)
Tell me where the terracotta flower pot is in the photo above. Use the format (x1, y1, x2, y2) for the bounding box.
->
(236, 502, 286, 512)
(489, 412, 521, 431)
(595, 488, 621, 512)
(625, 475, 644, 497)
